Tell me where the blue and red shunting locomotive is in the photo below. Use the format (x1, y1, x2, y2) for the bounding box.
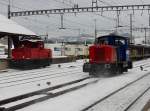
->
(83, 34, 133, 76)
(10, 36, 52, 69)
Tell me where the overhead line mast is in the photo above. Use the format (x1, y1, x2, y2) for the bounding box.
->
(7, 0, 12, 59)
(10, 4, 150, 17)
(9, 4, 150, 45)
(94, 19, 97, 40)
(130, 14, 133, 43)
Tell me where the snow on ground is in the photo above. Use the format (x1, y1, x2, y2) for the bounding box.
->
(0, 59, 150, 111)
(0, 59, 84, 76)
(127, 89, 150, 111)
(0, 60, 87, 100)
(86, 72, 150, 111)
(16, 59, 150, 111)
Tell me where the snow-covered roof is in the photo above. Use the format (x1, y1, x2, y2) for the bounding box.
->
(0, 14, 36, 36)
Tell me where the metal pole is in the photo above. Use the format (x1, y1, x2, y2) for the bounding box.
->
(115, 18, 118, 32)
(117, 11, 120, 28)
(149, 14, 150, 27)
(144, 28, 147, 44)
(149, 28, 150, 44)
(8, 0, 11, 59)
(94, 19, 97, 41)
(92, 0, 98, 7)
(61, 14, 63, 28)
(59, 14, 65, 29)
(130, 14, 133, 43)
(8, 0, 11, 19)
(61, 42, 62, 56)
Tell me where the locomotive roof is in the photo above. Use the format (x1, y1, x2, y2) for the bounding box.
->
(0, 14, 36, 36)
(20, 36, 43, 42)
(97, 34, 129, 40)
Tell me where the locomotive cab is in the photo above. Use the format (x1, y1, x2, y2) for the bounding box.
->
(83, 34, 133, 76)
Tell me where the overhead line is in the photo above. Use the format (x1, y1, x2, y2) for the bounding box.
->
(10, 4, 150, 16)
(8, 0, 95, 30)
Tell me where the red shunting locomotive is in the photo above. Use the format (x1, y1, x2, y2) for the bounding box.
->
(83, 34, 133, 76)
(10, 36, 52, 69)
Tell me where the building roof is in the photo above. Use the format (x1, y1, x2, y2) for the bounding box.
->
(0, 14, 36, 36)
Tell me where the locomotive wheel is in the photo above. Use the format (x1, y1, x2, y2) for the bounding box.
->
(114, 67, 123, 75)
(89, 71, 97, 77)
(111, 68, 118, 75)
(123, 68, 128, 72)
(119, 68, 123, 74)
(103, 72, 111, 77)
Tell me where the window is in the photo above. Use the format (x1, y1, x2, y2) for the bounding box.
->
(115, 39, 125, 45)
(54, 47, 61, 51)
(65, 47, 71, 51)
(76, 48, 83, 51)
(96, 38, 108, 44)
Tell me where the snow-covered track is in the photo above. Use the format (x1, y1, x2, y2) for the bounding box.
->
(133, 63, 150, 68)
(81, 72, 150, 111)
(0, 64, 83, 80)
(123, 88, 150, 111)
(0, 70, 84, 89)
(0, 77, 98, 111)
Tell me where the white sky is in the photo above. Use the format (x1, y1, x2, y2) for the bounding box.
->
(0, 0, 150, 39)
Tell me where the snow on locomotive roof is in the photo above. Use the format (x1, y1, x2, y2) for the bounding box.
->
(0, 14, 36, 36)
(98, 32, 130, 38)
(20, 36, 43, 42)
(98, 33, 129, 39)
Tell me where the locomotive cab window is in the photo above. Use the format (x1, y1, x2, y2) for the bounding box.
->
(115, 39, 125, 46)
(96, 38, 108, 44)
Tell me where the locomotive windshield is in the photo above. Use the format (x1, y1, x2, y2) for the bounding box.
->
(114, 39, 125, 45)
(95, 38, 108, 44)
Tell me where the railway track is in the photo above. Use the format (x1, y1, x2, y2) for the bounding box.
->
(81, 72, 150, 111)
(0, 70, 87, 89)
(0, 59, 148, 88)
(0, 59, 147, 81)
(1, 71, 150, 111)
(0, 64, 86, 88)
(0, 60, 150, 111)
(0, 61, 148, 89)
(0, 77, 98, 111)
(133, 63, 150, 68)
(124, 88, 150, 111)
(0, 64, 83, 80)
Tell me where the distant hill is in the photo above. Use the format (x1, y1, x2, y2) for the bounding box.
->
(44, 34, 95, 44)
(43, 32, 149, 45)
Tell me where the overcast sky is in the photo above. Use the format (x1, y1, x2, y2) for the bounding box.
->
(0, 0, 150, 39)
